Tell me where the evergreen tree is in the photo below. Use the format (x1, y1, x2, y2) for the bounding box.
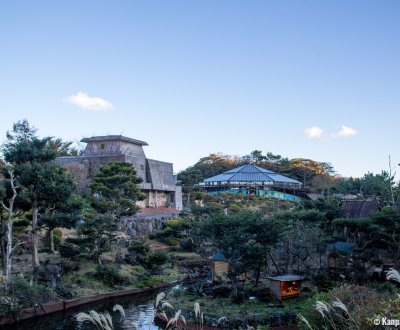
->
(75, 213, 118, 263)
(89, 162, 145, 221)
(39, 192, 83, 254)
(2, 120, 77, 268)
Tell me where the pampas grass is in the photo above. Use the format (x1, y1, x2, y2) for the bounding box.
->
(75, 291, 223, 330)
(298, 298, 358, 330)
(75, 303, 127, 330)
(113, 304, 125, 318)
(75, 310, 113, 330)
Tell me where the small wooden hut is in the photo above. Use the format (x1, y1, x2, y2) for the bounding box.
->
(269, 275, 302, 299)
(210, 251, 228, 281)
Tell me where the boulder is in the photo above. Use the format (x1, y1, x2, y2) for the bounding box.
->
(34, 264, 62, 288)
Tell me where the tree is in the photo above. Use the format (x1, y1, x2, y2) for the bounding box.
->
(89, 162, 145, 221)
(73, 213, 118, 263)
(289, 158, 327, 191)
(332, 171, 397, 203)
(0, 194, 6, 271)
(0, 168, 19, 287)
(2, 120, 73, 268)
(187, 153, 241, 179)
(371, 207, 400, 257)
(250, 150, 266, 164)
(39, 192, 82, 254)
(47, 138, 83, 156)
(81, 162, 145, 263)
(360, 171, 396, 202)
(194, 211, 280, 299)
(176, 167, 204, 207)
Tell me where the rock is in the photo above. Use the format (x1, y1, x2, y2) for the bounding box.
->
(55, 284, 74, 299)
(34, 264, 62, 288)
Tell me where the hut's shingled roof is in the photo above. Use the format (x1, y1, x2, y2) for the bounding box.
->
(339, 199, 379, 218)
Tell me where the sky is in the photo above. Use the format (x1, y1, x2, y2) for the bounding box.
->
(1, 1, 400, 178)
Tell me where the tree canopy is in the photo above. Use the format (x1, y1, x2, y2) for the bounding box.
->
(89, 162, 145, 221)
(1, 120, 78, 267)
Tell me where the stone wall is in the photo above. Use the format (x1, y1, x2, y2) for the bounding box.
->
(120, 213, 179, 236)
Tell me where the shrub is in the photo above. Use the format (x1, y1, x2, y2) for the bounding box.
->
(13, 219, 30, 233)
(312, 271, 335, 290)
(61, 259, 80, 273)
(194, 192, 207, 200)
(150, 227, 173, 240)
(59, 243, 80, 259)
(53, 235, 61, 250)
(204, 202, 224, 209)
(53, 231, 62, 251)
(146, 252, 168, 266)
(131, 265, 147, 275)
(180, 237, 195, 252)
(150, 218, 192, 245)
(227, 204, 241, 214)
(164, 237, 179, 246)
(203, 195, 217, 202)
(8, 276, 58, 310)
(165, 218, 185, 227)
(128, 241, 150, 255)
(53, 228, 62, 238)
(136, 275, 165, 288)
(93, 265, 125, 286)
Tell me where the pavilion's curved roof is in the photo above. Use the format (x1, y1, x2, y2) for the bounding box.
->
(203, 164, 301, 186)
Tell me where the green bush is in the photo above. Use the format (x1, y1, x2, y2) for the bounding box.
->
(204, 202, 224, 208)
(13, 219, 30, 233)
(60, 259, 80, 273)
(93, 265, 125, 286)
(203, 194, 217, 202)
(150, 217, 192, 245)
(194, 192, 207, 200)
(131, 265, 147, 275)
(53, 228, 62, 250)
(7, 276, 58, 310)
(150, 227, 173, 240)
(312, 271, 335, 290)
(165, 218, 185, 227)
(180, 237, 195, 252)
(53, 236, 62, 251)
(136, 275, 165, 288)
(59, 243, 80, 259)
(228, 204, 241, 214)
(53, 228, 62, 238)
(368, 281, 398, 294)
(164, 237, 179, 246)
(146, 251, 168, 266)
(128, 241, 150, 255)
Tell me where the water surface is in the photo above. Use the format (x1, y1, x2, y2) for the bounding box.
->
(1, 292, 162, 330)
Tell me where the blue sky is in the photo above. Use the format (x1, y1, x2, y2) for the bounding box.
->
(1, 1, 399, 177)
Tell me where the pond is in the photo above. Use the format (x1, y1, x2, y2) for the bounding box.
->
(1, 291, 163, 330)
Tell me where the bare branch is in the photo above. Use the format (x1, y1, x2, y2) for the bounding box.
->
(0, 201, 10, 212)
(11, 240, 25, 254)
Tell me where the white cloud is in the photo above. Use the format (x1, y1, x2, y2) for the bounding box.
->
(304, 126, 324, 139)
(63, 91, 114, 111)
(334, 125, 359, 138)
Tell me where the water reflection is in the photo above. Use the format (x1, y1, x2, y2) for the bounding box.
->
(121, 303, 158, 330)
(1, 292, 162, 330)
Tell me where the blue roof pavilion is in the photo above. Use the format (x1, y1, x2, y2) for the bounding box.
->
(211, 250, 227, 261)
(199, 164, 302, 201)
